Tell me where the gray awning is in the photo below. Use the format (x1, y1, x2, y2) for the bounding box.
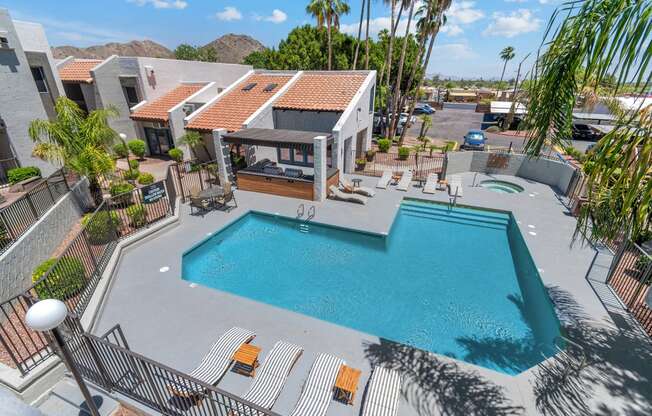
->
(222, 128, 334, 147)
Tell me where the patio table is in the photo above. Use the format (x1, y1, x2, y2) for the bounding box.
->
(198, 186, 224, 200)
(334, 365, 361, 405)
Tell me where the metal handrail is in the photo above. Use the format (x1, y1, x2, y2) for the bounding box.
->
(297, 203, 305, 219)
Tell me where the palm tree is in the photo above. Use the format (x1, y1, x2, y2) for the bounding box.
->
(306, 0, 350, 70)
(178, 130, 211, 161)
(417, 114, 432, 148)
(498, 46, 515, 92)
(29, 97, 117, 202)
(524, 0, 652, 241)
(364, 0, 371, 69)
(352, 0, 365, 69)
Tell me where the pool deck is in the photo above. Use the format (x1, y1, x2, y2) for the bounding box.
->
(92, 172, 652, 416)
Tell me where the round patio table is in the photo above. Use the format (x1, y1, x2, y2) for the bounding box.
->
(198, 186, 224, 199)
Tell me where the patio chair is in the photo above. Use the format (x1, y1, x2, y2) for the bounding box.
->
(231, 341, 304, 414)
(328, 185, 368, 205)
(423, 173, 439, 194)
(376, 170, 392, 189)
(361, 366, 403, 416)
(215, 181, 238, 210)
(167, 327, 255, 397)
(340, 180, 376, 197)
(448, 175, 463, 197)
(289, 353, 345, 416)
(189, 189, 210, 216)
(396, 170, 413, 191)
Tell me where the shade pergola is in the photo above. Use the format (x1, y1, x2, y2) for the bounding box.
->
(222, 128, 334, 148)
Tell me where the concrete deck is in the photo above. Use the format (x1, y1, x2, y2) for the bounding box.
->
(92, 172, 652, 416)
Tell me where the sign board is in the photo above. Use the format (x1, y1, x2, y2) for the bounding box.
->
(142, 182, 166, 204)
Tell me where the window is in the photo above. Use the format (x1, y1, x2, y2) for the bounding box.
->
(369, 85, 375, 112)
(277, 145, 313, 167)
(124, 86, 139, 106)
(30, 67, 48, 93)
(242, 83, 257, 91)
(263, 83, 278, 92)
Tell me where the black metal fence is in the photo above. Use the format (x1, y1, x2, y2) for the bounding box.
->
(359, 152, 445, 180)
(0, 169, 74, 254)
(169, 159, 220, 203)
(0, 157, 19, 185)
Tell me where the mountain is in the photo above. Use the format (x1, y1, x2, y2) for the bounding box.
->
(52, 40, 174, 60)
(202, 34, 265, 64)
(52, 35, 265, 64)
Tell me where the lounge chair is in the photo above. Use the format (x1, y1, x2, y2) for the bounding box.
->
(396, 171, 413, 191)
(448, 175, 463, 197)
(167, 327, 255, 396)
(376, 170, 392, 189)
(289, 353, 345, 416)
(231, 341, 304, 414)
(341, 180, 376, 197)
(361, 366, 403, 416)
(329, 185, 368, 205)
(423, 173, 439, 194)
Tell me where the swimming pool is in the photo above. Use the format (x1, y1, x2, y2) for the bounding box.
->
(480, 180, 525, 194)
(182, 200, 562, 374)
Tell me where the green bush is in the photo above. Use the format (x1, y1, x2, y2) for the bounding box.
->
(128, 159, 139, 170)
(377, 139, 391, 153)
(398, 146, 410, 160)
(83, 211, 120, 245)
(113, 143, 129, 158)
(123, 169, 140, 181)
(137, 172, 154, 185)
(168, 148, 183, 162)
(109, 182, 135, 205)
(32, 257, 85, 301)
(126, 205, 147, 228)
(8, 166, 41, 184)
(128, 139, 146, 159)
(366, 149, 376, 161)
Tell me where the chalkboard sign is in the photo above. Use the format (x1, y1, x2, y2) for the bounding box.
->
(142, 182, 166, 204)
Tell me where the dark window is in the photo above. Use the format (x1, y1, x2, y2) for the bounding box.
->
(369, 85, 375, 112)
(242, 83, 257, 91)
(124, 86, 139, 106)
(30, 67, 48, 93)
(263, 83, 278, 92)
(277, 145, 313, 167)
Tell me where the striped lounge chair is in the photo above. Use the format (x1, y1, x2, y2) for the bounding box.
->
(423, 173, 439, 194)
(361, 366, 403, 416)
(376, 170, 393, 189)
(168, 327, 255, 396)
(232, 341, 303, 414)
(396, 170, 413, 191)
(289, 353, 344, 416)
(448, 175, 463, 197)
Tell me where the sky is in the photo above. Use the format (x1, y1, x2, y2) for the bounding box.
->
(3, 0, 564, 79)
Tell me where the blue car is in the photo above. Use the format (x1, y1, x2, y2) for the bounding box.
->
(462, 130, 487, 150)
(413, 103, 435, 115)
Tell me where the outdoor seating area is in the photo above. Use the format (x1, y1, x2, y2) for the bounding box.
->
(189, 182, 237, 215)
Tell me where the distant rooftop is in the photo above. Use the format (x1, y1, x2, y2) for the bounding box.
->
(130, 83, 205, 123)
(273, 73, 368, 112)
(58, 59, 103, 83)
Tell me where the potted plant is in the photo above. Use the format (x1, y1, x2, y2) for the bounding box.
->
(398, 146, 410, 160)
(365, 149, 376, 162)
(355, 158, 367, 171)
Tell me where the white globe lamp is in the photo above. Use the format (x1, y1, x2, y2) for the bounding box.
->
(25, 299, 68, 331)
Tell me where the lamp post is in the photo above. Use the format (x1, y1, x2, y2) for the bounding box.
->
(25, 300, 100, 416)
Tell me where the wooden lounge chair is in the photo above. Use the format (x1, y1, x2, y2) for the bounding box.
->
(329, 185, 368, 205)
(289, 353, 345, 416)
(167, 327, 255, 396)
(376, 170, 392, 189)
(448, 175, 463, 197)
(341, 180, 376, 197)
(423, 173, 439, 194)
(361, 366, 403, 416)
(231, 341, 304, 414)
(396, 170, 413, 191)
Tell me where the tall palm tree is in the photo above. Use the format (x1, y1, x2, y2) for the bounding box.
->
(524, 0, 652, 241)
(352, 0, 365, 69)
(498, 46, 515, 90)
(29, 97, 117, 201)
(364, 0, 371, 69)
(307, 0, 350, 70)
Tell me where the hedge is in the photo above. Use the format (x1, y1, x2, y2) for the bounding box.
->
(137, 172, 154, 185)
(377, 139, 391, 153)
(8, 166, 41, 185)
(83, 211, 120, 245)
(398, 146, 410, 160)
(113, 143, 129, 158)
(32, 257, 85, 301)
(128, 139, 147, 159)
(126, 205, 147, 228)
(168, 148, 183, 162)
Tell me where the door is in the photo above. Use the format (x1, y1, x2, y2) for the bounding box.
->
(144, 127, 174, 156)
(343, 137, 353, 173)
(355, 128, 367, 158)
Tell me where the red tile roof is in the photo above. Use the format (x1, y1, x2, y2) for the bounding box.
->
(273, 73, 367, 112)
(130, 84, 205, 123)
(58, 59, 103, 83)
(187, 74, 293, 132)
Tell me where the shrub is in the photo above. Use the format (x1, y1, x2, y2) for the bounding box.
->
(355, 158, 366, 165)
(32, 257, 85, 300)
(485, 126, 501, 133)
(137, 172, 154, 185)
(128, 159, 139, 170)
(123, 169, 140, 181)
(365, 149, 376, 161)
(168, 148, 183, 162)
(126, 205, 147, 228)
(128, 139, 146, 159)
(83, 211, 120, 245)
(113, 143, 129, 158)
(444, 141, 457, 152)
(109, 182, 135, 205)
(398, 146, 410, 160)
(8, 166, 41, 184)
(377, 139, 391, 153)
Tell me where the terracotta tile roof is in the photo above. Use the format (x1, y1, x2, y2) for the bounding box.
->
(130, 84, 205, 123)
(274, 73, 367, 112)
(187, 74, 293, 132)
(58, 59, 103, 83)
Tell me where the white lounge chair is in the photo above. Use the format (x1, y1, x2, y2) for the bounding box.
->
(289, 353, 345, 416)
(448, 175, 463, 197)
(361, 366, 403, 416)
(168, 327, 255, 396)
(396, 171, 413, 191)
(341, 180, 376, 197)
(232, 341, 303, 413)
(423, 173, 439, 194)
(376, 170, 392, 189)
(329, 185, 368, 205)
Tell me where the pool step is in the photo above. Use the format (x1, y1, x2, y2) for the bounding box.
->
(298, 224, 310, 233)
(401, 205, 510, 230)
(402, 210, 507, 231)
(402, 201, 510, 222)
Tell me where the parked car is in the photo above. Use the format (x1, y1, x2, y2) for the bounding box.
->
(461, 130, 487, 150)
(572, 123, 599, 141)
(413, 103, 435, 115)
(372, 112, 411, 136)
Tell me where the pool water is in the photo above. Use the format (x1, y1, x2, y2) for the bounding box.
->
(182, 200, 561, 374)
(480, 180, 525, 194)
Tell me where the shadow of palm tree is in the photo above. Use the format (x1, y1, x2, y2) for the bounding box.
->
(363, 338, 524, 416)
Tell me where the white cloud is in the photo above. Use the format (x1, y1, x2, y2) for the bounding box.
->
(128, 0, 187, 10)
(505, 0, 529, 3)
(441, 24, 463, 36)
(483, 9, 542, 38)
(255, 9, 288, 24)
(216, 6, 242, 21)
(446, 1, 484, 25)
(432, 43, 477, 60)
(340, 16, 418, 38)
